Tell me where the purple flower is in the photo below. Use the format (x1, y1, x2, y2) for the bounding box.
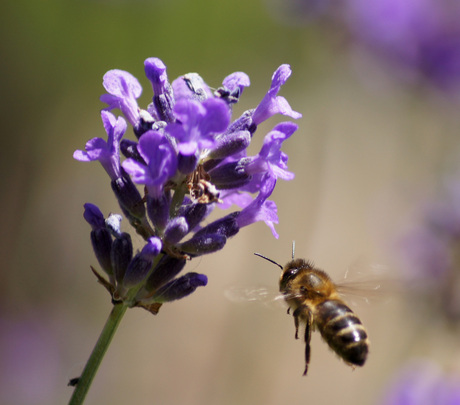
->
(122, 130, 177, 198)
(252, 64, 302, 125)
(222, 72, 250, 95)
(73, 111, 126, 180)
(243, 121, 297, 182)
(100, 69, 142, 127)
(214, 72, 251, 104)
(236, 174, 279, 238)
(166, 98, 230, 156)
(76, 57, 301, 308)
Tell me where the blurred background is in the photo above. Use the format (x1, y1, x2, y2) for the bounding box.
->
(2, 0, 460, 404)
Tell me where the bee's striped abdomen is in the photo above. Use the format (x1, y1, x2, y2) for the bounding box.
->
(315, 300, 369, 366)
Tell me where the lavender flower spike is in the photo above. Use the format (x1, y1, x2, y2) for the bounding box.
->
(100, 69, 142, 128)
(73, 111, 126, 180)
(252, 64, 302, 125)
(75, 57, 301, 308)
(71, 57, 303, 404)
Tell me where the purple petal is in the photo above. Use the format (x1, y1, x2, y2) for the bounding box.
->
(252, 65, 302, 125)
(100, 69, 142, 127)
(167, 98, 230, 156)
(122, 159, 150, 184)
(122, 130, 177, 198)
(144, 57, 175, 122)
(236, 174, 279, 238)
(144, 57, 168, 94)
(243, 121, 297, 182)
(222, 72, 251, 95)
(73, 111, 126, 180)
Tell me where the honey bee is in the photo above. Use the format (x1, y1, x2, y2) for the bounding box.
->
(255, 248, 370, 376)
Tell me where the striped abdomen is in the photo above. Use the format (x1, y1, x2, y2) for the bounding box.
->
(315, 300, 369, 366)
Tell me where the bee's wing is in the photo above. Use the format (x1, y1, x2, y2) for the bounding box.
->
(334, 260, 397, 305)
(224, 286, 288, 308)
(335, 280, 385, 305)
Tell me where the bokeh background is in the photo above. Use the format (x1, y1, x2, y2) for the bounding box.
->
(3, 0, 460, 404)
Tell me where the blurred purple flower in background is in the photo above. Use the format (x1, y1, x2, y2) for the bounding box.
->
(0, 315, 60, 405)
(379, 359, 460, 405)
(399, 179, 460, 321)
(265, 0, 460, 93)
(346, 0, 460, 92)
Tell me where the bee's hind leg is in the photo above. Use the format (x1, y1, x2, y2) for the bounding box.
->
(291, 305, 312, 376)
(302, 313, 312, 376)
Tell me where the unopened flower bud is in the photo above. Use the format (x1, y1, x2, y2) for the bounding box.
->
(178, 203, 209, 232)
(194, 212, 240, 239)
(83, 203, 105, 230)
(111, 232, 133, 284)
(208, 131, 251, 159)
(208, 161, 251, 189)
(164, 217, 189, 244)
(145, 255, 187, 292)
(150, 273, 208, 302)
(90, 228, 113, 276)
(123, 237, 162, 287)
(120, 139, 145, 163)
(111, 175, 145, 219)
(179, 233, 226, 256)
(147, 192, 171, 233)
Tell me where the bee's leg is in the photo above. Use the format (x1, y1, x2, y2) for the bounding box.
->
(292, 305, 308, 340)
(291, 305, 312, 375)
(303, 312, 312, 376)
(292, 307, 301, 340)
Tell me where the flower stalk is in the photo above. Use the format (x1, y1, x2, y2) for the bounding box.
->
(68, 303, 127, 405)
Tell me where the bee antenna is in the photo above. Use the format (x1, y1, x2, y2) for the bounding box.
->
(254, 253, 283, 270)
(292, 240, 296, 259)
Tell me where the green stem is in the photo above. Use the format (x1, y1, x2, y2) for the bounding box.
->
(69, 303, 128, 405)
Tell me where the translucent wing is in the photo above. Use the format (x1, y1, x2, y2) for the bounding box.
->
(224, 286, 283, 303)
(224, 285, 303, 308)
(335, 262, 395, 306)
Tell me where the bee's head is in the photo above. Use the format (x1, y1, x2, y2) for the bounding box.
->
(279, 259, 314, 291)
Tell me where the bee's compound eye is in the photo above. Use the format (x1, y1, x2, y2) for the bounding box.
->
(285, 267, 300, 280)
(280, 267, 300, 290)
